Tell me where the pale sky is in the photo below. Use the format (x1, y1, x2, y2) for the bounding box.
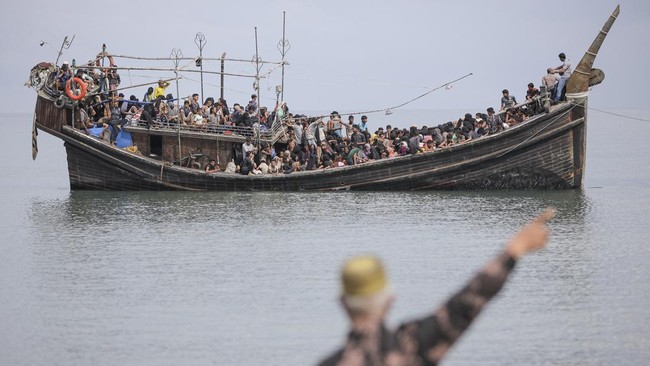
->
(2, 0, 648, 123)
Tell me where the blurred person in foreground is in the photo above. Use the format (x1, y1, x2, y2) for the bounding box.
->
(319, 208, 556, 366)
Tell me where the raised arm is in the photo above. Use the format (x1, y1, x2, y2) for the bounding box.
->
(398, 208, 555, 363)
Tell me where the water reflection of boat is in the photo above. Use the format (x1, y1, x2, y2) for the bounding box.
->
(28, 7, 619, 191)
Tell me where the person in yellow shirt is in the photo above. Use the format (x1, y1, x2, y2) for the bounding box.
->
(153, 79, 170, 99)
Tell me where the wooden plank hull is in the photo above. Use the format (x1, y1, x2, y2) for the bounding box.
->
(35, 95, 587, 191)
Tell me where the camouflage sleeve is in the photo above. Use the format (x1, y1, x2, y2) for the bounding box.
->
(397, 251, 517, 364)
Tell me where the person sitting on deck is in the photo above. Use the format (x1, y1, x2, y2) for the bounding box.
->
(505, 107, 527, 127)
(180, 100, 192, 125)
(205, 159, 220, 173)
(542, 67, 559, 96)
(500, 89, 517, 111)
(120, 95, 135, 117)
(281, 150, 297, 174)
(75, 68, 94, 90)
(166, 95, 180, 125)
(192, 111, 205, 127)
(408, 134, 423, 155)
(140, 102, 155, 129)
(240, 152, 257, 175)
(525, 82, 539, 100)
(215, 100, 227, 125)
(242, 136, 255, 157)
(231, 103, 245, 126)
(207, 106, 220, 129)
(157, 97, 170, 126)
(201, 97, 214, 117)
(244, 106, 259, 128)
(423, 138, 436, 152)
(143, 87, 154, 103)
(362, 143, 376, 161)
(269, 156, 282, 174)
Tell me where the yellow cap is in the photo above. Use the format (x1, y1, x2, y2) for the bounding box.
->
(341, 256, 387, 297)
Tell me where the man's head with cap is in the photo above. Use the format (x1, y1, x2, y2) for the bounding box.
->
(340, 255, 394, 316)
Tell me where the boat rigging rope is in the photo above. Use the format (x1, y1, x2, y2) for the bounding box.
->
(334, 72, 474, 118)
(587, 106, 650, 123)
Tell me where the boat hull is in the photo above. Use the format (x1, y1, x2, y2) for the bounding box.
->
(35, 95, 587, 191)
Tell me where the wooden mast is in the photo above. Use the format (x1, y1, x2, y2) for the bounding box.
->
(566, 5, 620, 94)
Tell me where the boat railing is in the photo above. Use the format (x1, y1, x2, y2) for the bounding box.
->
(125, 118, 277, 142)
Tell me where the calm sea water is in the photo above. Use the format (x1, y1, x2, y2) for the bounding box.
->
(1, 110, 649, 365)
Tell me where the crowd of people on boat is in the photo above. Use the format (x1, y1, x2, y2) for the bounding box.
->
(225, 96, 546, 175)
(72, 76, 273, 145)
(70, 79, 545, 172)
(60, 51, 570, 166)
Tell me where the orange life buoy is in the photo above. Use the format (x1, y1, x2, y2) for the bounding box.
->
(95, 51, 116, 72)
(65, 77, 87, 101)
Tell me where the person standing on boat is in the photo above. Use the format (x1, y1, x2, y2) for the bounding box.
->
(153, 79, 170, 100)
(319, 208, 556, 366)
(107, 67, 121, 94)
(275, 101, 288, 123)
(485, 107, 503, 134)
(328, 111, 343, 139)
(105, 98, 124, 146)
(351, 125, 367, 148)
(500, 89, 517, 111)
(344, 116, 355, 140)
(359, 115, 369, 133)
(552, 53, 573, 102)
(54, 61, 72, 91)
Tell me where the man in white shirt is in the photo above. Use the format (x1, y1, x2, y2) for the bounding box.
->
(552, 52, 573, 102)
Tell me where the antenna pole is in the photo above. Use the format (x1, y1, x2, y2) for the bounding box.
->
(171, 48, 183, 166)
(194, 33, 207, 103)
(277, 11, 290, 102)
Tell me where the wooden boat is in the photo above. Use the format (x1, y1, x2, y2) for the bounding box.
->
(28, 6, 619, 191)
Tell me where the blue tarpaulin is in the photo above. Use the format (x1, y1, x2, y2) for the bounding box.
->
(88, 126, 104, 137)
(87, 126, 132, 148)
(115, 129, 133, 148)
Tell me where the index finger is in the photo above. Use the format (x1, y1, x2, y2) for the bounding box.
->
(534, 207, 556, 224)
